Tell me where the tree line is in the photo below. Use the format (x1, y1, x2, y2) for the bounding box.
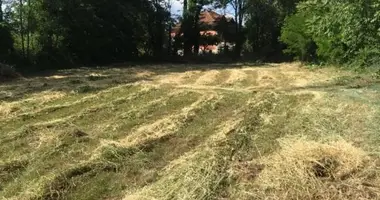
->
(0, 0, 171, 68)
(0, 0, 378, 70)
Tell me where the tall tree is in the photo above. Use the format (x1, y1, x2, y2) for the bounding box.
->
(18, 0, 25, 58)
(230, 0, 247, 58)
(0, 0, 14, 62)
(181, 0, 211, 56)
(214, 0, 232, 53)
(26, 0, 31, 59)
(0, 0, 3, 22)
(165, 0, 173, 55)
(182, 0, 193, 56)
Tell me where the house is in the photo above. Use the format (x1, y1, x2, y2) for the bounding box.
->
(171, 10, 236, 55)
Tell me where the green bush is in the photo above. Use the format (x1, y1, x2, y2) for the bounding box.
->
(0, 63, 20, 81)
(351, 47, 380, 69)
(281, 0, 380, 68)
(280, 12, 316, 62)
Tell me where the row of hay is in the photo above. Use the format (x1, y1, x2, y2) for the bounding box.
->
(233, 136, 380, 200)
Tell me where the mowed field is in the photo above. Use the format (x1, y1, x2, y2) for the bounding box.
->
(1, 63, 380, 200)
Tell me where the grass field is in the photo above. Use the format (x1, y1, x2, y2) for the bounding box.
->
(1, 62, 380, 200)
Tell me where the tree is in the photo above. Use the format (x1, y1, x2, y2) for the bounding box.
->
(230, 0, 248, 58)
(214, 0, 232, 53)
(26, 0, 31, 59)
(0, 0, 3, 22)
(31, 0, 170, 64)
(280, 12, 316, 61)
(164, 0, 175, 55)
(180, 0, 212, 56)
(281, 0, 380, 67)
(0, 0, 14, 62)
(18, 0, 25, 58)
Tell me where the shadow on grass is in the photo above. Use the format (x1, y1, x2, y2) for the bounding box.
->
(281, 79, 380, 93)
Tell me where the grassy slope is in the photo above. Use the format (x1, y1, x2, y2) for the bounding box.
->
(1, 63, 380, 200)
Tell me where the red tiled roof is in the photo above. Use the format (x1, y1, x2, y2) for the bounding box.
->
(199, 10, 223, 25)
(172, 11, 228, 34)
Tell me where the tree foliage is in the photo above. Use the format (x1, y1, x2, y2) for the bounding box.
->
(281, 0, 380, 67)
(0, 0, 379, 68)
(280, 12, 316, 61)
(0, 0, 14, 62)
(2, 0, 171, 67)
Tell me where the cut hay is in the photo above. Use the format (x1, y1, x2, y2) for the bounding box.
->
(30, 91, 67, 103)
(225, 69, 248, 85)
(195, 70, 220, 85)
(118, 94, 220, 148)
(123, 149, 224, 200)
(156, 72, 188, 85)
(251, 137, 379, 200)
(46, 75, 68, 80)
(0, 91, 67, 119)
(123, 115, 243, 200)
(0, 102, 18, 117)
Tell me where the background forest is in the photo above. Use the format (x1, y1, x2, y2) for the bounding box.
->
(0, 0, 379, 70)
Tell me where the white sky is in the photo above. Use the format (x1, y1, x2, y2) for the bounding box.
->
(171, 0, 183, 14)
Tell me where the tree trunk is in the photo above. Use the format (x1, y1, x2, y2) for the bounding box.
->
(0, 0, 3, 22)
(167, 0, 172, 56)
(182, 0, 192, 56)
(233, 0, 239, 58)
(26, 0, 31, 59)
(168, 23, 172, 55)
(222, 8, 227, 53)
(183, 30, 192, 56)
(183, 0, 187, 12)
(234, 0, 244, 59)
(193, 31, 200, 55)
(19, 0, 25, 58)
(193, 5, 202, 55)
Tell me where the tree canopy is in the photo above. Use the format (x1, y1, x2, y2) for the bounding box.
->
(0, 0, 378, 69)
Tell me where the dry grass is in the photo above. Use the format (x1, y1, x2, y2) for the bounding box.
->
(1, 62, 380, 200)
(124, 147, 225, 200)
(246, 136, 379, 200)
(195, 70, 221, 85)
(118, 94, 220, 148)
(0, 91, 66, 119)
(225, 69, 248, 85)
(123, 117, 243, 200)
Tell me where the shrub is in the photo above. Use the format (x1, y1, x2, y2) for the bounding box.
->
(0, 63, 20, 82)
(280, 12, 317, 62)
(282, 0, 380, 67)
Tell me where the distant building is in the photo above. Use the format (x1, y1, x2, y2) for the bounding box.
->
(171, 10, 236, 55)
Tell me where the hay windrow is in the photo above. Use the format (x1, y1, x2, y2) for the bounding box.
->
(118, 94, 221, 148)
(225, 69, 248, 85)
(1, 63, 380, 200)
(195, 70, 221, 85)
(249, 137, 378, 200)
(156, 71, 201, 85)
(123, 116, 243, 200)
(0, 91, 67, 119)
